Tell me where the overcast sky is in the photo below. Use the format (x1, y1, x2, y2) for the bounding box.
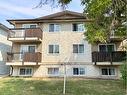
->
(0, 0, 84, 28)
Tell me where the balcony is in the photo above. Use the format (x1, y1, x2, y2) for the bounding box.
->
(110, 30, 126, 42)
(8, 28, 42, 43)
(92, 51, 126, 65)
(6, 52, 42, 65)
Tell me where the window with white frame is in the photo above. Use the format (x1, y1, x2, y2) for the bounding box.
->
(49, 24, 60, 32)
(99, 44, 115, 52)
(19, 68, 33, 76)
(48, 45, 59, 54)
(101, 67, 115, 76)
(19, 45, 36, 61)
(22, 24, 37, 28)
(73, 68, 85, 75)
(20, 45, 36, 53)
(48, 68, 59, 75)
(73, 44, 84, 53)
(72, 23, 85, 32)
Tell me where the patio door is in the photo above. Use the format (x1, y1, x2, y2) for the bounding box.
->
(20, 45, 28, 61)
(28, 46, 36, 53)
(99, 44, 115, 52)
(20, 45, 36, 61)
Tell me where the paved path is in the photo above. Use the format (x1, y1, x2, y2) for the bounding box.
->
(0, 74, 9, 78)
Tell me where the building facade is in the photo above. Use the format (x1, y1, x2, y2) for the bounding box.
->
(0, 23, 12, 75)
(6, 11, 126, 79)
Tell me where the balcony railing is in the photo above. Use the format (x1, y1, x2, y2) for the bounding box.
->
(92, 51, 126, 64)
(7, 52, 42, 63)
(110, 30, 126, 41)
(8, 28, 42, 39)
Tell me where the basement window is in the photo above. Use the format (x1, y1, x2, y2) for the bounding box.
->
(19, 68, 33, 76)
(73, 68, 85, 75)
(101, 67, 115, 76)
(48, 68, 59, 75)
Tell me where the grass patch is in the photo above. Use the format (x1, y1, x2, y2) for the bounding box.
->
(0, 78, 126, 95)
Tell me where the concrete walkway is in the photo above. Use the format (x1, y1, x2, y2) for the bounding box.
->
(0, 74, 9, 78)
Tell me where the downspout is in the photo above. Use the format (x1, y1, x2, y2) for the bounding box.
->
(9, 65, 13, 76)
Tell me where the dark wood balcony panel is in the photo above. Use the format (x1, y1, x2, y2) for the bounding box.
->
(23, 52, 41, 62)
(25, 28, 42, 39)
(7, 52, 42, 63)
(8, 28, 42, 39)
(92, 51, 126, 63)
(112, 51, 126, 62)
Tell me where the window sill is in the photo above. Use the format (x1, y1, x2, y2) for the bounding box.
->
(101, 75, 116, 76)
(73, 53, 85, 55)
(72, 31, 85, 32)
(73, 75, 85, 76)
(47, 74, 59, 76)
(18, 75, 32, 76)
(48, 31, 60, 33)
(47, 53, 60, 56)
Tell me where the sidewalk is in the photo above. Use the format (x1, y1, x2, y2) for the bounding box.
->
(0, 74, 9, 78)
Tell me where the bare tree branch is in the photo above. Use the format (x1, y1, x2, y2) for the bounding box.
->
(34, 0, 72, 9)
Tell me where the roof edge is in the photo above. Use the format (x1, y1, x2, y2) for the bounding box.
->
(0, 23, 9, 31)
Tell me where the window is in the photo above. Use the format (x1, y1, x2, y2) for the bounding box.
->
(73, 23, 85, 32)
(20, 45, 36, 60)
(73, 44, 84, 53)
(99, 44, 115, 52)
(73, 68, 85, 75)
(30, 25, 36, 28)
(49, 45, 59, 54)
(49, 24, 60, 32)
(101, 68, 115, 75)
(22, 24, 37, 28)
(48, 68, 59, 75)
(19, 68, 32, 76)
(28, 46, 36, 53)
(20, 45, 36, 53)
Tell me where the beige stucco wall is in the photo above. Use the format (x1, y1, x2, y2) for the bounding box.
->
(13, 22, 92, 64)
(12, 43, 20, 52)
(41, 22, 92, 63)
(15, 24, 22, 28)
(11, 64, 120, 79)
(10, 22, 122, 79)
(12, 43, 42, 53)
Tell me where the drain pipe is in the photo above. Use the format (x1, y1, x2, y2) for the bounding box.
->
(9, 65, 13, 76)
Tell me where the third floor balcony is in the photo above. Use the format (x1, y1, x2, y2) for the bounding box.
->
(8, 28, 42, 43)
(110, 30, 126, 42)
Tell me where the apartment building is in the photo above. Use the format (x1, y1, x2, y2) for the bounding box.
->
(0, 23, 12, 75)
(6, 10, 126, 79)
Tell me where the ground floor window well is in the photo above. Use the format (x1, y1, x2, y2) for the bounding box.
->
(19, 67, 32, 76)
(73, 68, 85, 75)
(48, 68, 59, 75)
(101, 67, 115, 76)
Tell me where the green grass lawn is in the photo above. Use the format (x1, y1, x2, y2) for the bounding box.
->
(0, 78, 126, 95)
